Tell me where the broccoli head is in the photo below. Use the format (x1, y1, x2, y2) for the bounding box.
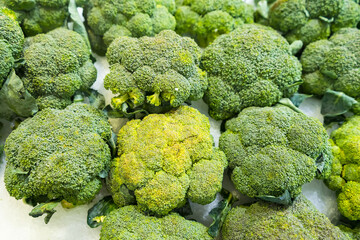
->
(326, 115, 360, 220)
(219, 104, 332, 201)
(108, 106, 227, 215)
(105, 30, 207, 114)
(268, 0, 360, 46)
(20, 27, 97, 110)
(175, 0, 254, 47)
(300, 28, 360, 99)
(84, 0, 176, 55)
(201, 24, 302, 120)
(100, 205, 212, 240)
(4, 103, 112, 210)
(222, 194, 351, 240)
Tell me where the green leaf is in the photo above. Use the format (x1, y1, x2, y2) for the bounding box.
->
(87, 196, 118, 228)
(0, 69, 38, 120)
(257, 190, 292, 205)
(279, 98, 304, 114)
(29, 202, 59, 224)
(321, 90, 358, 117)
(68, 0, 90, 49)
(290, 93, 313, 107)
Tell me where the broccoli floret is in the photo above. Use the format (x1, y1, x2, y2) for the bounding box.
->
(4, 103, 112, 220)
(108, 106, 227, 215)
(201, 24, 302, 120)
(268, 0, 360, 45)
(84, 0, 176, 55)
(326, 115, 360, 220)
(300, 28, 360, 99)
(20, 27, 96, 110)
(175, 0, 254, 47)
(219, 104, 332, 201)
(105, 30, 207, 114)
(222, 195, 351, 240)
(100, 205, 212, 240)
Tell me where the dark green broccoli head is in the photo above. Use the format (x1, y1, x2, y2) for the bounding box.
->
(268, 0, 360, 45)
(105, 30, 207, 113)
(100, 205, 212, 240)
(21, 27, 96, 110)
(300, 28, 360, 97)
(219, 105, 332, 200)
(175, 0, 254, 47)
(326, 116, 360, 220)
(108, 106, 227, 215)
(84, 0, 176, 55)
(4, 103, 112, 206)
(201, 24, 302, 120)
(222, 195, 351, 240)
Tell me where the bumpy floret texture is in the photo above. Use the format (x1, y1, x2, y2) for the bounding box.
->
(201, 24, 302, 120)
(222, 195, 351, 240)
(108, 106, 227, 215)
(21, 28, 97, 110)
(268, 0, 360, 45)
(219, 105, 332, 199)
(84, 0, 176, 55)
(105, 30, 207, 113)
(300, 28, 360, 98)
(326, 116, 360, 220)
(4, 104, 112, 205)
(175, 0, 254, 47)
(100, 205, 212, 240)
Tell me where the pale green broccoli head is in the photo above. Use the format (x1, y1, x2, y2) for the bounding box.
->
(84, 0, 176, 55)
(4, 103, 112, 206)
(269, 0, 360, 45)
(219, 105, 332, 200)
(175, 0, 254, 47)
(300, 28, 360, 98)
(100, 205, 212, 240)
(201, 24, 302, 120)
(108, 106, 227, 215)
(105, 30, 207, 114)
(21, 27, 97, 110)
(326, 115, 360, 220)
(222, 195, 351, 240)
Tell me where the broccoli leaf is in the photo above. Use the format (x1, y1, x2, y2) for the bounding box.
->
(88, 90, 106, 110)
(279, 98, 304, 114)
(68, 0, 90, 49)
(0, 69, 38, 120)
(290, 93, 313, 107)
(87, 196, 118, 228)
(321, 90, 358, 117)
(257, 190, 292, 205)
(29, 202, 59, 224)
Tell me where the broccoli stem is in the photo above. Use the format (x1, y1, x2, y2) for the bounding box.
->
(147, 92, 161, 106)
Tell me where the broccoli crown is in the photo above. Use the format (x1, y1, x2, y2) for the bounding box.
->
(219, 105, 332, 199)
(108, 106, 227, 215)
(201, 24, 302, 120)
(300, 28, 360, 98)
(222, 195, 351, 240)
(268, 0, 360, 45)
(105, 30, 207, 113)
(326, 116, 360, 220)
(4, 103, 112, 205)
(175, 0, 254, 47)
(21, 27, 97, 110)
(84, 0, 176, 55)
(100, 205, 212, 240)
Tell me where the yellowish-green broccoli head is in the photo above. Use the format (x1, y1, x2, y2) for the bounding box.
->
(175, 0, 254, 47)
(21, 27, 97, 110)
(201, 24, 302, 120)
(4, 103, 112, 207)
(219, 105, 333, 201)
(100, 205, 212, 240)
(108, 106, 227, 215)
(326, 115, 360, 221)
(300, 28, 360, 98)
(222, 195, 351, 240)
(84, 0, 176, 55)
(105, 30, 208, 114)
(269, 0, 360, 46)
